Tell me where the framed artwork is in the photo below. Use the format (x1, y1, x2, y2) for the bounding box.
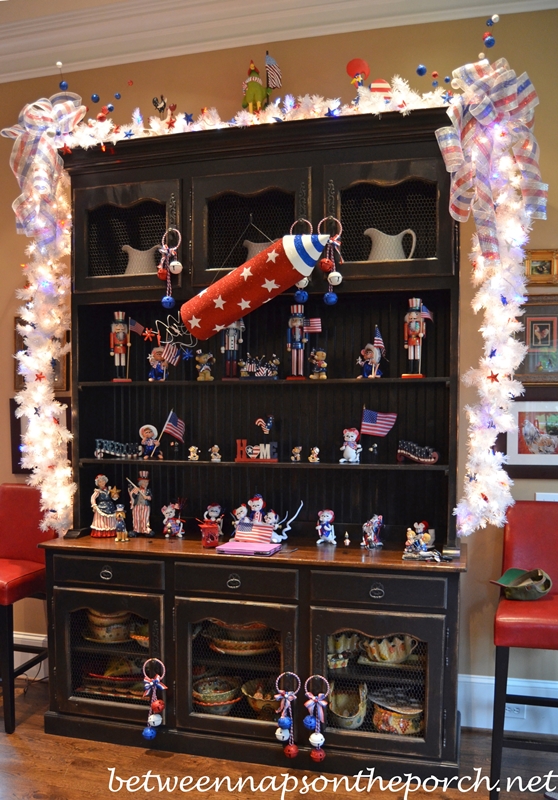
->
(10, 397, 71, 474)
(500, 386, 558, 478)
(14, 317, 68, 392)
(524, 249, 557, 285)
(516, 296, 558, 384)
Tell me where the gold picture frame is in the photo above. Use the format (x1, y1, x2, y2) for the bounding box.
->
(14, 317, 68, 392)
(524, 249, 558, 285)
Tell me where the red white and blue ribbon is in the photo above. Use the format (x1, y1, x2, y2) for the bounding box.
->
(274, 688, 298, 715)
(304, 691, 328, 723)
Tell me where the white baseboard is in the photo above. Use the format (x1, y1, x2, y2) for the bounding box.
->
(458, 673, 558, 734)
(13, 632, 49, 681)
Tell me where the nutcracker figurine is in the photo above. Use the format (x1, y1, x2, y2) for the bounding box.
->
(221, 319, 245, 378)
(286, 304, 308, 378)
(110, 311, 131, 381)
(127, 471, 153, 537)
(403, 298, 432, 378)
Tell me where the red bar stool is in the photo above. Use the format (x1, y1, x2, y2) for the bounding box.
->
(490, 501, 558, 799)
(0, 483, 55, 733)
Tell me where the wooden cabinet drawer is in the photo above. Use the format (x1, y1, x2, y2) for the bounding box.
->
(175, 562, 298, 600)
(310, 570, 447, 609)
(53, 555, 164, 590)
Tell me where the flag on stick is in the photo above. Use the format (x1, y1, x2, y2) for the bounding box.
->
(421, 305, 434, 322)
(373, 325, 385, 355)
(303, 318, 322, 333)
(129, 318, 144, 335)
(361, 407, 397, 437)
(162, 342, 181, 366)
(265, 52, 282, 89)
(162, 409, 185, 442)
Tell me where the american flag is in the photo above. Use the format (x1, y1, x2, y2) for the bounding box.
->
(265, 52, 282, 89)
(373, 325, 385, 355)
(303, 318, 322, 333)
(162, 342, 181, 366)
(421, 305, 434, 322)
(360, 407, 397, 437)
(162, 410, 185, 442)
(235, 520, 274, 544)
(129, 318, 144, 335)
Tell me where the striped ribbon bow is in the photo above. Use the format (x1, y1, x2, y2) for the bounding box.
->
(304, 692, 328, 722)
(435, 58, 547, 265)
(1, 92, 86, 242)
(274, 689, 297, 715)
(143, 675, 168, 697)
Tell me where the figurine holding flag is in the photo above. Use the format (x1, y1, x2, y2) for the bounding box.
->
(357, 326, 386, 379)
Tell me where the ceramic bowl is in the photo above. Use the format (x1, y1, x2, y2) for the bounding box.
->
(192, 676, 241, 705)
(193, 695, 243, 716)
(130, 633, 149, 649)
(371, 694, 424, 736)
(241, 680, 281, 720)
(87, 609, 131, 626)
(211, 621, 270, 641)
(87, 621, 130, 642)
(359, 634, 418, 664)
(329, 682, 368, 730)
(327, 632, 360, 655)
(327, 653, 349, 670)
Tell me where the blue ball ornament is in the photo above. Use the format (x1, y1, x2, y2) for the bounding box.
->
(59, 80, 68, 91)
(416, 64, 427, 76)
(91, 94, 100, 103)
(142, 726, 157, 740)
(114, 92, 121, 100)
(162, 295, 175, 309)
(108, 104, 114, 112)
(324, 291, 338, 306)
(303, 715, 317, 730)
(294, 290, 308, 303)
(444, 76, 451, 83)
(432, 80, 438, 87)
(278, 716, 292, 729)
(484, 35, 495, 48)
(486, 18, 493, 26)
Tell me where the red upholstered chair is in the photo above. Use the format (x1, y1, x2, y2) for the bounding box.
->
(0, 483, 55, 733)
(490, 500, 558, 799)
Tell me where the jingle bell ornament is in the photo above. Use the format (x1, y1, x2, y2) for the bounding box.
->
(162, 295, 175, 309)
(274, 671, 301, 758)
(303, 715, 317, 730)
(142, 726, 157, 740)
(157, 267, 168, 280)
(275, 727, 290, 742)
(319, 258, 334, 273)
(278, 716, 292, 729)
(158, 227, 182, 308)
(294, 289, 308, 303)
(169, 260, 183, 274)
(295, 277, 309, 289)
(148, 713, 163, 727)
(328, 271, 343, 286)
(151, 699, 165, 713)
(310, 748, 326, 762)
(284, 744, 299, 758)
(142, 657, 167, 743)
(309, 731, 325, 747)
(304, 674, 330, 762)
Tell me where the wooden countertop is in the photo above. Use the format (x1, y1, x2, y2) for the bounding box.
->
(40, 535, 467, 573)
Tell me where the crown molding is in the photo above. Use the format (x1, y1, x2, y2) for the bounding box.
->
(0, 0, 555, 84)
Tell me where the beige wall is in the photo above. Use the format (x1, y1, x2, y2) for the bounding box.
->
(1, 10, 557, 676)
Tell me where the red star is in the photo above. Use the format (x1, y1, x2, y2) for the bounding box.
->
(488, 372, 499, 383)
(35, 372, 46, 381)
(60, 143, 72, 155)
(481, 493, 489, 502)
(142, 328, 155, 342)
(52, 418, 60, 425)
(166, 116, 176, 130)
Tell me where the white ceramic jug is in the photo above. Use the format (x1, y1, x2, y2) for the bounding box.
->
(364, 228, 417, 261)
(122, 244, 159, 275)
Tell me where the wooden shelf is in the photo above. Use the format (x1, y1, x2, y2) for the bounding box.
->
(79, 458, 449, 471)
(78, 377, 452, 388)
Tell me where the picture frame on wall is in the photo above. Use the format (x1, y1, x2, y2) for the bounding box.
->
(14, 317, 68, 392)
(500, 386, 558, 478)
(515, 296, 558, 384)
(524, 249, 557, 285)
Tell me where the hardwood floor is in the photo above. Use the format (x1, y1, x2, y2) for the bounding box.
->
(0, 680, 555, 799)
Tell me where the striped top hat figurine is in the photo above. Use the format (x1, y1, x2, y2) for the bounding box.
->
(110, 311, 131, 382)
(287, 304, 308, 378)
(127, 471, 152, 537)
(402, 297, 433, 378)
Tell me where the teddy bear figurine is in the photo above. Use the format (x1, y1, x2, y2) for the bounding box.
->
(309, 347, 327, 379)
(339, 428, 362, 464)
(195, 350, 215, 381)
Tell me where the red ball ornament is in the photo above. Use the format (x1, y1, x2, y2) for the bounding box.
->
(151, 699, 165, 713)
(101, 106, 109, 115)
(284, 743, 299, 758)
(319, 258, 334, 273)
(346, 58, 370, 81)
(431, 71, 438, 78)
(128, 80, 134, 86)
(310, 748, 326, 762)
(157, 267, 168, 280)
(96, 113, 107, 122)
(483, 32, 491, 40)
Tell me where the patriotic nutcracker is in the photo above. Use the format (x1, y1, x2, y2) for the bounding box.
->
(110, 311, 130, 380)
(403, 298, 426, 376)
(127, 471, 152, 537)
(180, 235, 328, 341)
(221, 319, 245, 378)
(287, 304, 308, 378)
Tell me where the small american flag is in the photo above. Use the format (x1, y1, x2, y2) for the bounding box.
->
(162, 410, 185, 443)
(421, 305, 434, 322)
(373, 325, 385, 355)
(162, 342, 181, 366)
(235, 520, 274, 543)
(265, 52, 282, 89)
(303, 318, 322, 333)
(129, 318, 144, 335)
(361, 407, 397, 437)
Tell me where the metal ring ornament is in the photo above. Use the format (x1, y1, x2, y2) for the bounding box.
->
(161, 227, 182, 251)
(275, 671, 301, 696)
(143, 657, 166, 681)
(290, 218, 313, 235)
(317, 216, 342, 238)
(304, 673, 330, 699)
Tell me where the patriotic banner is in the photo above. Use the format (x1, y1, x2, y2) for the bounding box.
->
(265, 53, 282, 90)
(361, 407, 397, 437)
(180, 235, 328, 340)
(162, 342, 181, 366)
(235, 520, 274, 544)
(162, 410, 185, 442)
(129, 318, 145, 336)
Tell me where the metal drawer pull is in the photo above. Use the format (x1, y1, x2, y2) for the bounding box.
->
(226, 573, 241, 590)
(99, 566, 113, 581)
(369, 582, 385, 599)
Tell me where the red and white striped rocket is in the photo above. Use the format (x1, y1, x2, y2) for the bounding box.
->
(180, 234, 329, 341)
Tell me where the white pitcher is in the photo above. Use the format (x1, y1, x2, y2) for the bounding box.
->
(364, 228, 417, 261)
(122, 243, 159, 275)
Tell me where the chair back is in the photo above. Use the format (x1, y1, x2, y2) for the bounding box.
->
(503, 501, 558, 596)
(0, 483, 56, 563)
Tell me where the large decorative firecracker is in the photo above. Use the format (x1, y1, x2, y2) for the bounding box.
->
(361, 514, 384, 549)
(142, 658, 167, 741)
(304, 675, 330, 762)
(179, 235, 329, 341)
(274, 671, 301, 758)
(90, 474, 119, 538)
(110, 311, 131, 381)
(316, 509, 336, 545)
(339, 428, 362, 464)
(127, 471, 152, 537)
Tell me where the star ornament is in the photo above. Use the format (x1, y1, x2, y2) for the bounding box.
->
(238, 299, 251, 310)
(35, 372, 46, 381)
(488, 371, 499, 383)
(142, 328, 155, 341)
(188, 315, 201, 328)
(262, 278, 279, 293)
(241, 266, 253, 281)
(266, 250, 279, 263)
(213, 295, 226, 309)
